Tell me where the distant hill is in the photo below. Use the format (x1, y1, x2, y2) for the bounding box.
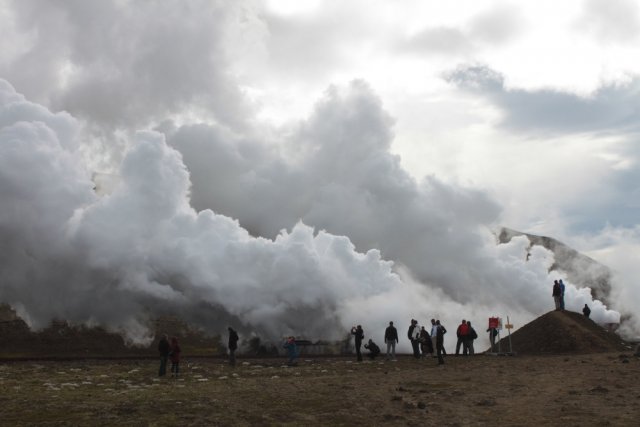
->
(0, 304, 348, 359)
(0, 304, 221, 359)
(498, 227, 612, 304)
(492, 310, 632, 355)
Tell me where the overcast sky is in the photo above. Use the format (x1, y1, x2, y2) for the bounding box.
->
(1, 0, 639, 342)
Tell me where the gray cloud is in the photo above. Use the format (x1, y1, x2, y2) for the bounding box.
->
(576, 0, 640, 43)
(400, 4, 524, 56)
(446, 64, 640, 234)
(262, 13, 348, 79)
(468, 4, 525, 45)
(2, 0, 251, 131)
(403, 27, 473, 55)
(566, 142, 640, 231)
(446, 64, 640, 136)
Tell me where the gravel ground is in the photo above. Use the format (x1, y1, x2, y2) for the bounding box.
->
(1, 352, 639, 426)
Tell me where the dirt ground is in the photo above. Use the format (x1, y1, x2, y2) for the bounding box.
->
(1, 352, 639, 426)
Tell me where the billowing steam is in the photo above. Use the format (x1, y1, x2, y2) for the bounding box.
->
(0, 79, 620, 350)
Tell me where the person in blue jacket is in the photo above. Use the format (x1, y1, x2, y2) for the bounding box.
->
(283, 336, 298, 366)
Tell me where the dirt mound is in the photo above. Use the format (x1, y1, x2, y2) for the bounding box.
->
(494, 310, 631, 355)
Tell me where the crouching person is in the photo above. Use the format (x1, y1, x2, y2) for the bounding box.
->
(364, 339, 381, 360)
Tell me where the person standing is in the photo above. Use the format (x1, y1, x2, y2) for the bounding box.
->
(420, 326, 433, 357)
(487, 326, 498, 353)
(228, 327, 239, 367)
(437, 320, 447, 356)
(169, 336, 181, 377)
(559, 279, 566, 310)
(351, 325, 364, 362)
(552, 280, 561, 310)
(384, 321, 398, 360)
(158, 334, 170, 377)
(408, 319, 420, 359)
(430, 319, 438, 357)
(467, 321, 478, 355)
(455, 320, 469, 355)
(583, 304, 591, 318)
(435, 321, 445, 365)
(283, 336, 299, 366)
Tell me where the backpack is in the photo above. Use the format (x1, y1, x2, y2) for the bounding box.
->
(469, 327, 478, 340)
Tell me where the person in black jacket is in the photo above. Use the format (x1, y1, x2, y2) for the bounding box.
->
(435, 321, 446, 365)
(228, 327, 239, 367)
(436, 320, 447, 356)
(552, 280, 561, 310)
(583, 304, 591, 319)
(384, 321, 398, 360)
(351, 325, 364, 362)
(158, 334, 170, 376)
(364, 339, 381, 360)
(408, 319, 420, 359)
(487, 326, 498, 353)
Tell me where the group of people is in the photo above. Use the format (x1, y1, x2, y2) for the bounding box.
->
(552, 279, 566, 310)
(454, 320, 478, 356)
(351, 318, 476, 366)
(407, 319, 445, 363)
(157, 334, 181, 377)
(553, 279, 593, 320)
(161, 317, 482, 374)
(350, 324, 382, 361)
(156, 277, 597, 374)
(230, 326, 299, 367)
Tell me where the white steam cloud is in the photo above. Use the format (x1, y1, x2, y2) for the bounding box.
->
(0, 79, 620, 351)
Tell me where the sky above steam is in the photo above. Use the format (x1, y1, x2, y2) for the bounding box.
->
(1, 0, 639, 345)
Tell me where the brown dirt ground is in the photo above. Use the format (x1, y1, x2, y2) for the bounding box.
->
(1, 307, 639, 425)
(1, 353, 639, 426)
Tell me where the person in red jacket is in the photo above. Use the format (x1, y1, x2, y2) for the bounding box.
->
(455, 320, 470, 355)
(169, 336, 181, 377)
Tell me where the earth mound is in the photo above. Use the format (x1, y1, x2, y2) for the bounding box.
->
(494, 310, 631, 355)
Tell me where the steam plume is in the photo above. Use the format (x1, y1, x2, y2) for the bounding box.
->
(0, 80, 620, 350)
